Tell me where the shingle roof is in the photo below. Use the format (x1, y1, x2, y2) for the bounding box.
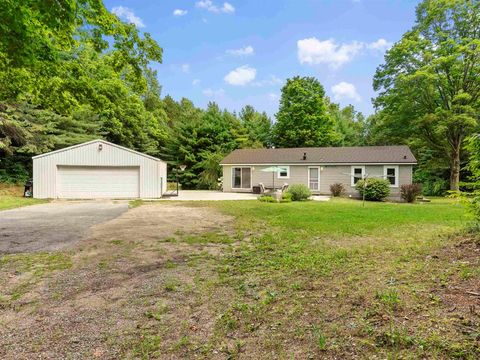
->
(220, 146, 417, 165)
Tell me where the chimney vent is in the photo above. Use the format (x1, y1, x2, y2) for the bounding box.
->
(403, 155, 407, 159)
(303, 152, 307, 160)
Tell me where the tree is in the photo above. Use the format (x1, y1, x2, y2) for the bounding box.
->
(273, 76, 339, 148)
(239, 105, 272, 148)
(373, 0, 480, 190)
(325, 99, 366, 146)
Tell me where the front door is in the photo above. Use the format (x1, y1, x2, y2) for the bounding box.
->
(308, 167, 320, 191)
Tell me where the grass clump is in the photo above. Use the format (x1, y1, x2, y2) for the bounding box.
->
(258, 195, 275, 202)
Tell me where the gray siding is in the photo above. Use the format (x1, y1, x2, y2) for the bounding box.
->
(33, 140, 167, 199)
(223, 164, 413, 196)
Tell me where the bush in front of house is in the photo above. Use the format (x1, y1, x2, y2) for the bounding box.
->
(280, 191, 293, 203)
(286, 184, 311, 201)
(258, 195, 276, 203)
(330, 182, 345, 197)
(400, 183, 422, 203)
(355, 178, 391, 201)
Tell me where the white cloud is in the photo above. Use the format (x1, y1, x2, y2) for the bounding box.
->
(331, 82, 361, 102)
(112, 6, 145, 28)
(196, 1, 235, 14)
(268, 93, 279, 101)
(297, 37, 393, 68)
(203, 88, 225, 97)
(226, 45, 254, 57)
(297, 38, 363, 69)
(224, 65, 256, 86)
(181, 64, 190, 73)
(192, 79, 201, 86)
(173, 9, 188, 16)
(252, 75, 283, 87)
(367, 38, 393, 52)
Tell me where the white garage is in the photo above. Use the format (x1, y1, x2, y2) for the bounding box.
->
(33, 140, 167, 199)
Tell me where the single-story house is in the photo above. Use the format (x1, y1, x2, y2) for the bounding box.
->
(220, 146, 417, 196)
(33, 139, 167, 199)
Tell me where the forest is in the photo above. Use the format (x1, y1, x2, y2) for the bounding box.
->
(0, 0, 479, 195)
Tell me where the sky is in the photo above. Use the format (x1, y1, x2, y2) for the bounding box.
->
(105, 0, 420, 118)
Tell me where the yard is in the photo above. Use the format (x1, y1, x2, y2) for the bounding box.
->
(0, 198, 479, 359)
(0, 184, 46, 211)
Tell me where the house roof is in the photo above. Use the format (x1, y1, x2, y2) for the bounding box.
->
(32, 139, 165, 162)
(220, 146, 417, 165)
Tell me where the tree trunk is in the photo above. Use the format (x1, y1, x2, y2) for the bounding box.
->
(450, 147, 461, 191)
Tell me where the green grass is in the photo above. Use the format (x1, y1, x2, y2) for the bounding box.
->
(175, 198, 476, 358)
(0, 195, 47, 211)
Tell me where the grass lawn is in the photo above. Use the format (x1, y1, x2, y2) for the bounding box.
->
(0, 184, 47, 211)
(0, 198, 478, 359)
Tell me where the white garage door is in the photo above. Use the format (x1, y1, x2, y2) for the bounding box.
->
(57, 166, 140, 199)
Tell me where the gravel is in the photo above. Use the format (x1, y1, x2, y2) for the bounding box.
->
(0, 200, 129, 254)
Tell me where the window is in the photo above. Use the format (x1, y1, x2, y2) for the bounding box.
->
(232, 167, 251, 189)
(351, 166, 365, 186)
(384, 166, 399, 187)
(277, 166, 290, 179)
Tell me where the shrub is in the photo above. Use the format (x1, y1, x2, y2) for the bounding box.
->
(286, 184, 311, 201)
(258, 195, 275, 203)
(355, 178, 391, 201)
(280, 192, 293, 203)
(400, 183, 422, 203)
(330, 183, 345, 197)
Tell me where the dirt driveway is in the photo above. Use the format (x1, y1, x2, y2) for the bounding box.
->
(0, 201, 129, 254)
(0, 202, 234, 360)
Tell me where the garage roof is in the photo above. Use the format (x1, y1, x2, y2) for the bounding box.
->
(32, 139, 165, 162)
(221, 146, 417, 165)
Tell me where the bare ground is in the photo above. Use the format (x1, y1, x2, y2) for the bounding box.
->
(0, 203, 235, 359)
(0, 202, 478, 359)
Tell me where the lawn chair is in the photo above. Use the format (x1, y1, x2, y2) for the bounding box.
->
(258, 182, 266, 194)
(281, 183, 289, 192)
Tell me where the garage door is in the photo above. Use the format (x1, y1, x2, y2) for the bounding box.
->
(57, 166, 139, 199)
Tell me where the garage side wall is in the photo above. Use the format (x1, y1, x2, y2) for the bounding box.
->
(33, 141, 166, 199)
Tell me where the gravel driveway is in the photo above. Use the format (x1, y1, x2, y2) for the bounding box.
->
(0, 201, 129, 254)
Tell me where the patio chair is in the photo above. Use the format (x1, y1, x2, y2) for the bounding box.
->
(281, 183, 289, 192)
(258, 182, 266, 194)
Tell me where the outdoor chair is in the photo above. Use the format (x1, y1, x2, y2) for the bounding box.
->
(281, 183, 289, 192)
(258, 182, 266, 194)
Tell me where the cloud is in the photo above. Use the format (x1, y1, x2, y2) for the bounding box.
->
(331, 82, 361, 102)
(367, 38, 393, 52)
(297, 37, 393, 68)
(226, 45, 254, 57)
(181, 64, 190, 73)
(268, 93, 279, 101)
(203, 88, 225, 97)
(297, 38, 362, 69)
(196, 1, 235, 14)
(112, 6, 145, 28)
(252, 75, 283, 87)
(173, 9, 188, 16)
(192, 79, 201, 86)
(224, 65, 256, 86)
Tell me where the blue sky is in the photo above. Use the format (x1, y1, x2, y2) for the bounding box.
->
(105, 0, 420, 118)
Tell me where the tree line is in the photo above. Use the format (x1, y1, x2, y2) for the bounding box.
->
(0, 0, 479, 194)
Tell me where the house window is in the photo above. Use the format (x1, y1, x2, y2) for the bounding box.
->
(232, 167, 251, 189)
(384, 166, 399, 187)
(277, 166, 290, 179)
(351, 166, 365, 186)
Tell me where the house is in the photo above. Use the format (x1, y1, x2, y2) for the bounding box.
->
(33, 139, 167, 199)
(220, 146, 417, 196)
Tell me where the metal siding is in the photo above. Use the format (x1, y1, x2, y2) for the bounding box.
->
(33, 141, 165, 199)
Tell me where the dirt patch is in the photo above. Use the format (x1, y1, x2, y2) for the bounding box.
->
(0, 203, 234, 360)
